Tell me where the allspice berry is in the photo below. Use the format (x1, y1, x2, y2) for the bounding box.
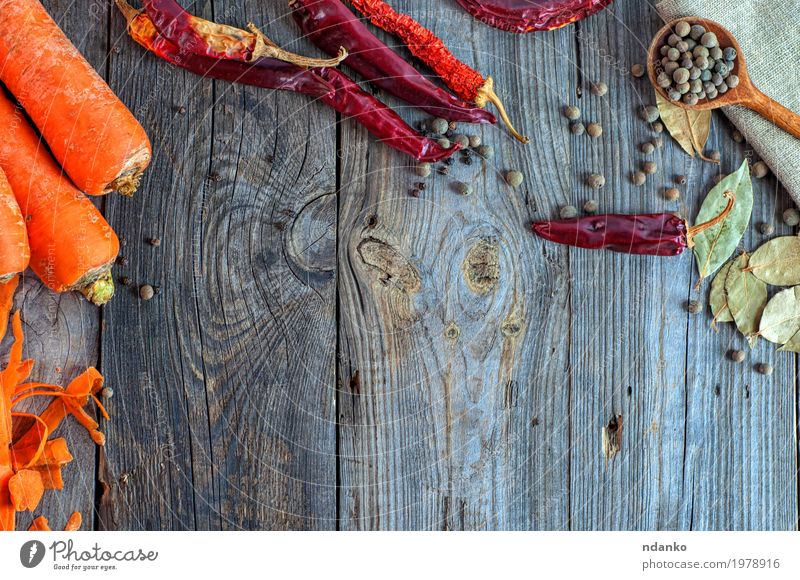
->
(687, 300, 702, 314)
(676, 175, 687, 185)
(560, 205, 579, 219)
(468, 135, 481, 148)
(632, 171, 646, 186)
(564, 105, 581, 120)
(652, 121, 664, 133)
(631, 63, 645, 77)
(586, 122, 602, 138)
(752, 161, 769, 179)
(783, 208, 800, 226)
(139, 284, 155, 301)
(755, 363, 773, 376)
(732, 129, 744, 143)
(431, 118, 449, 135)
(455, 181, 473, 196)
(415, 162, 431, 177)
(586, 173, 605, 189)
(101, 387, 114, 399)
(453, 134, 470, 148)
(640, 142, 655, 155)
(437, 138, 451, 149)
(639, 106, 660, 123)
(583, 199, 599, 214)
(729, 349, 746, 363)
(709, 150, 721, 162)
(643, 161, 658, 175)
(570, 122, 585, 135)
(590, 81, 608, 96)
(664, 187, 681, 201)
(758, 222, 775, 235)
(476, 145, 495, 159)
(505, 170, 524, 187)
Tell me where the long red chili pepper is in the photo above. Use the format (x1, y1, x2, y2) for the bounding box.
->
(531, 191, 735, 256)
(345, 0, 529, 143)
(290, 0, 496, 125)
(453, 0, 614, 34)
(116, 1, 458, 163)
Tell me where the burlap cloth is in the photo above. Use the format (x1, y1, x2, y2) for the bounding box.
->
(656, 0, 800, 206)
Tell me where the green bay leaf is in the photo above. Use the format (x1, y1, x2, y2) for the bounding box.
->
(691, 160, 753, 283)
(709, 259, 734, 326)
(758, 286, 800, 344)
(724, 253, 767, 345)
(747, 236, 800, 286)
(655, 91, 712, 158)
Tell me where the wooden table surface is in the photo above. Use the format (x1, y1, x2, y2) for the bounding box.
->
(3, 0, 797, 530)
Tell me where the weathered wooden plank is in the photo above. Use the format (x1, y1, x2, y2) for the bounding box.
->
(98, 0, 338, 529)
(337, 1, 572, 530)
(0, 0, 108, 532)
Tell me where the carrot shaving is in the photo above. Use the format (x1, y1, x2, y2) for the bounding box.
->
(0, 310, 109, 530)
(0, 276, 17, 343)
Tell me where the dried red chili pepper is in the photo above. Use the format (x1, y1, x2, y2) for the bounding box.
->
(290, 0, 496, 125)
(345, 0, 529, 143)
(531, 191, 735, 256)
(453, 0, 614, 33)
(116, 1, 458, 163)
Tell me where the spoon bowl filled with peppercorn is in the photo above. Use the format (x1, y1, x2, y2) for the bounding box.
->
(647, 18, 800, 139)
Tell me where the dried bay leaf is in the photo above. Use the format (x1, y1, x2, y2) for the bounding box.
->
(724, 253, 767, 345)
(655, 92, 713, 160)
(747, 236, 800, 286)
(709, 259, 735, 327)
(758, 286, 800, 344)
(691, 160, 753, 283)
(778, 327, 800, 352)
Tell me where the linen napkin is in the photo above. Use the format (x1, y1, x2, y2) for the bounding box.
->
(656, 0, 800, 206)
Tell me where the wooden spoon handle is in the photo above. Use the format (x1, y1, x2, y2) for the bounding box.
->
(743, 88, 800, 140)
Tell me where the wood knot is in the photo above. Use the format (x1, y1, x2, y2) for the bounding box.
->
(462, 237, 500, 295)
(444, 322, 460, 343)
(356, 237, 421, 294)
(501, 316, 523, 337)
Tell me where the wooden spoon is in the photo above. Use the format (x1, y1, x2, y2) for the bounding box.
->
(647, 17, 800, 140)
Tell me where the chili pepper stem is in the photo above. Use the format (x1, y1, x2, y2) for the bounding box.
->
(115, 0, 139, 24)
(247, 24, 348, 68)
(473, 77, 529, 144)
(685, 190, 736, 248)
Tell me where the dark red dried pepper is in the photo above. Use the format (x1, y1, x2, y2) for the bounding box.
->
(117, 1, 457, 162)
(290, 0, 495, 125)
(454, 0, 614, 33)
(346, 0, 528, 143)
(531, 191, 735, 256)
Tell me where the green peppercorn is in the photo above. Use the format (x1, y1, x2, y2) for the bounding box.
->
(758, 222, 775, 235)
(583, 199, 599, 214)
(687, 300, 702, 314)
(586, 173, 605, 189)
(631, 63, 645, 77)
(415, 162, 431, 177)
(755, 362, 773, 376)
(643, 161, 657, 175)
(665, 187, 681, 201)
(632, 171, 646, 186)
(675, 20, 691, 37)
(570, 122, 585, 135)
(753, 161, 769, 179)
(564, 105, 581, 120)
(505, 170, 524, 187)
(586, 123, 602, 138)
(431, 117, 448, 135)
(640, 106, 660, 123)
(729, 349, 746, 363)
(590, 81, 608, 96)
(782, 208, 800, 226)
(560, 205, 579, 219)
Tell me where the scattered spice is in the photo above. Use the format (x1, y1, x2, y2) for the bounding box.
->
(676, 174, 687, 185)
(639, 106, 660, 123)
(758, 222, 775, 235)
(563, 105, 581, 120)
(632, 171, 646, 186)
(590, 81, 608, 96)
(448, 121, 458, 132)
(476, 145, 494, 159)
(468, 135, 481, 148)
(570, 122, 585, 136)
(664, 187, 680, 201)
(752, 161, 769, 179)
(409, 188, 420, 197)
(732, 129, 744, 143)
(653, 121, 664, 133)
(437, 138, 451, 149)
(139, 284, 154, 300)
(453, 134, 470, 148)
(505, 170, 524, 187)
(559, 205, 579, 219)
(437, 165, 450, 175)
(455, 182, 473, 196)
(586, 174, 605, 189)
(782, 208, 800, 226)
(630, 63, 645, 77)
(583, 199, 599, 214)
(102, 386, 114, 399)
(586, 122, 602, 138)
(643, 161, 658, 175)
(652, 136, 664, 148)
(755, 363, 773, 375)
(687, 299, 702, 314)
(431, 117, 449, 135)
(640, 142, 655, 155)
(729, 349, 746, 363)
(415, 162, 432, 177)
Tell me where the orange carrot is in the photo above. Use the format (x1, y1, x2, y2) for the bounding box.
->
(0, 0, 151, 195)
(0, 168, 29, 281)
(0, 92, 119, 305)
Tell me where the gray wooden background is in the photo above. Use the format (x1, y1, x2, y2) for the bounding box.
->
(2, 0, 797, 530)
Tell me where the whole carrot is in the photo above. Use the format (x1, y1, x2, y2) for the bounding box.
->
(0, 168, 29, 282)
(0, 94, 119, 305)
(0, 0, 152, 196)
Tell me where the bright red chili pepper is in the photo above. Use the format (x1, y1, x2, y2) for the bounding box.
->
(453, 0, 614, 33)
(346, 0, 529, 143)
(531, 191, 735, 256)
(116, 1, 458, 163)
(290, 0, 496, 125)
